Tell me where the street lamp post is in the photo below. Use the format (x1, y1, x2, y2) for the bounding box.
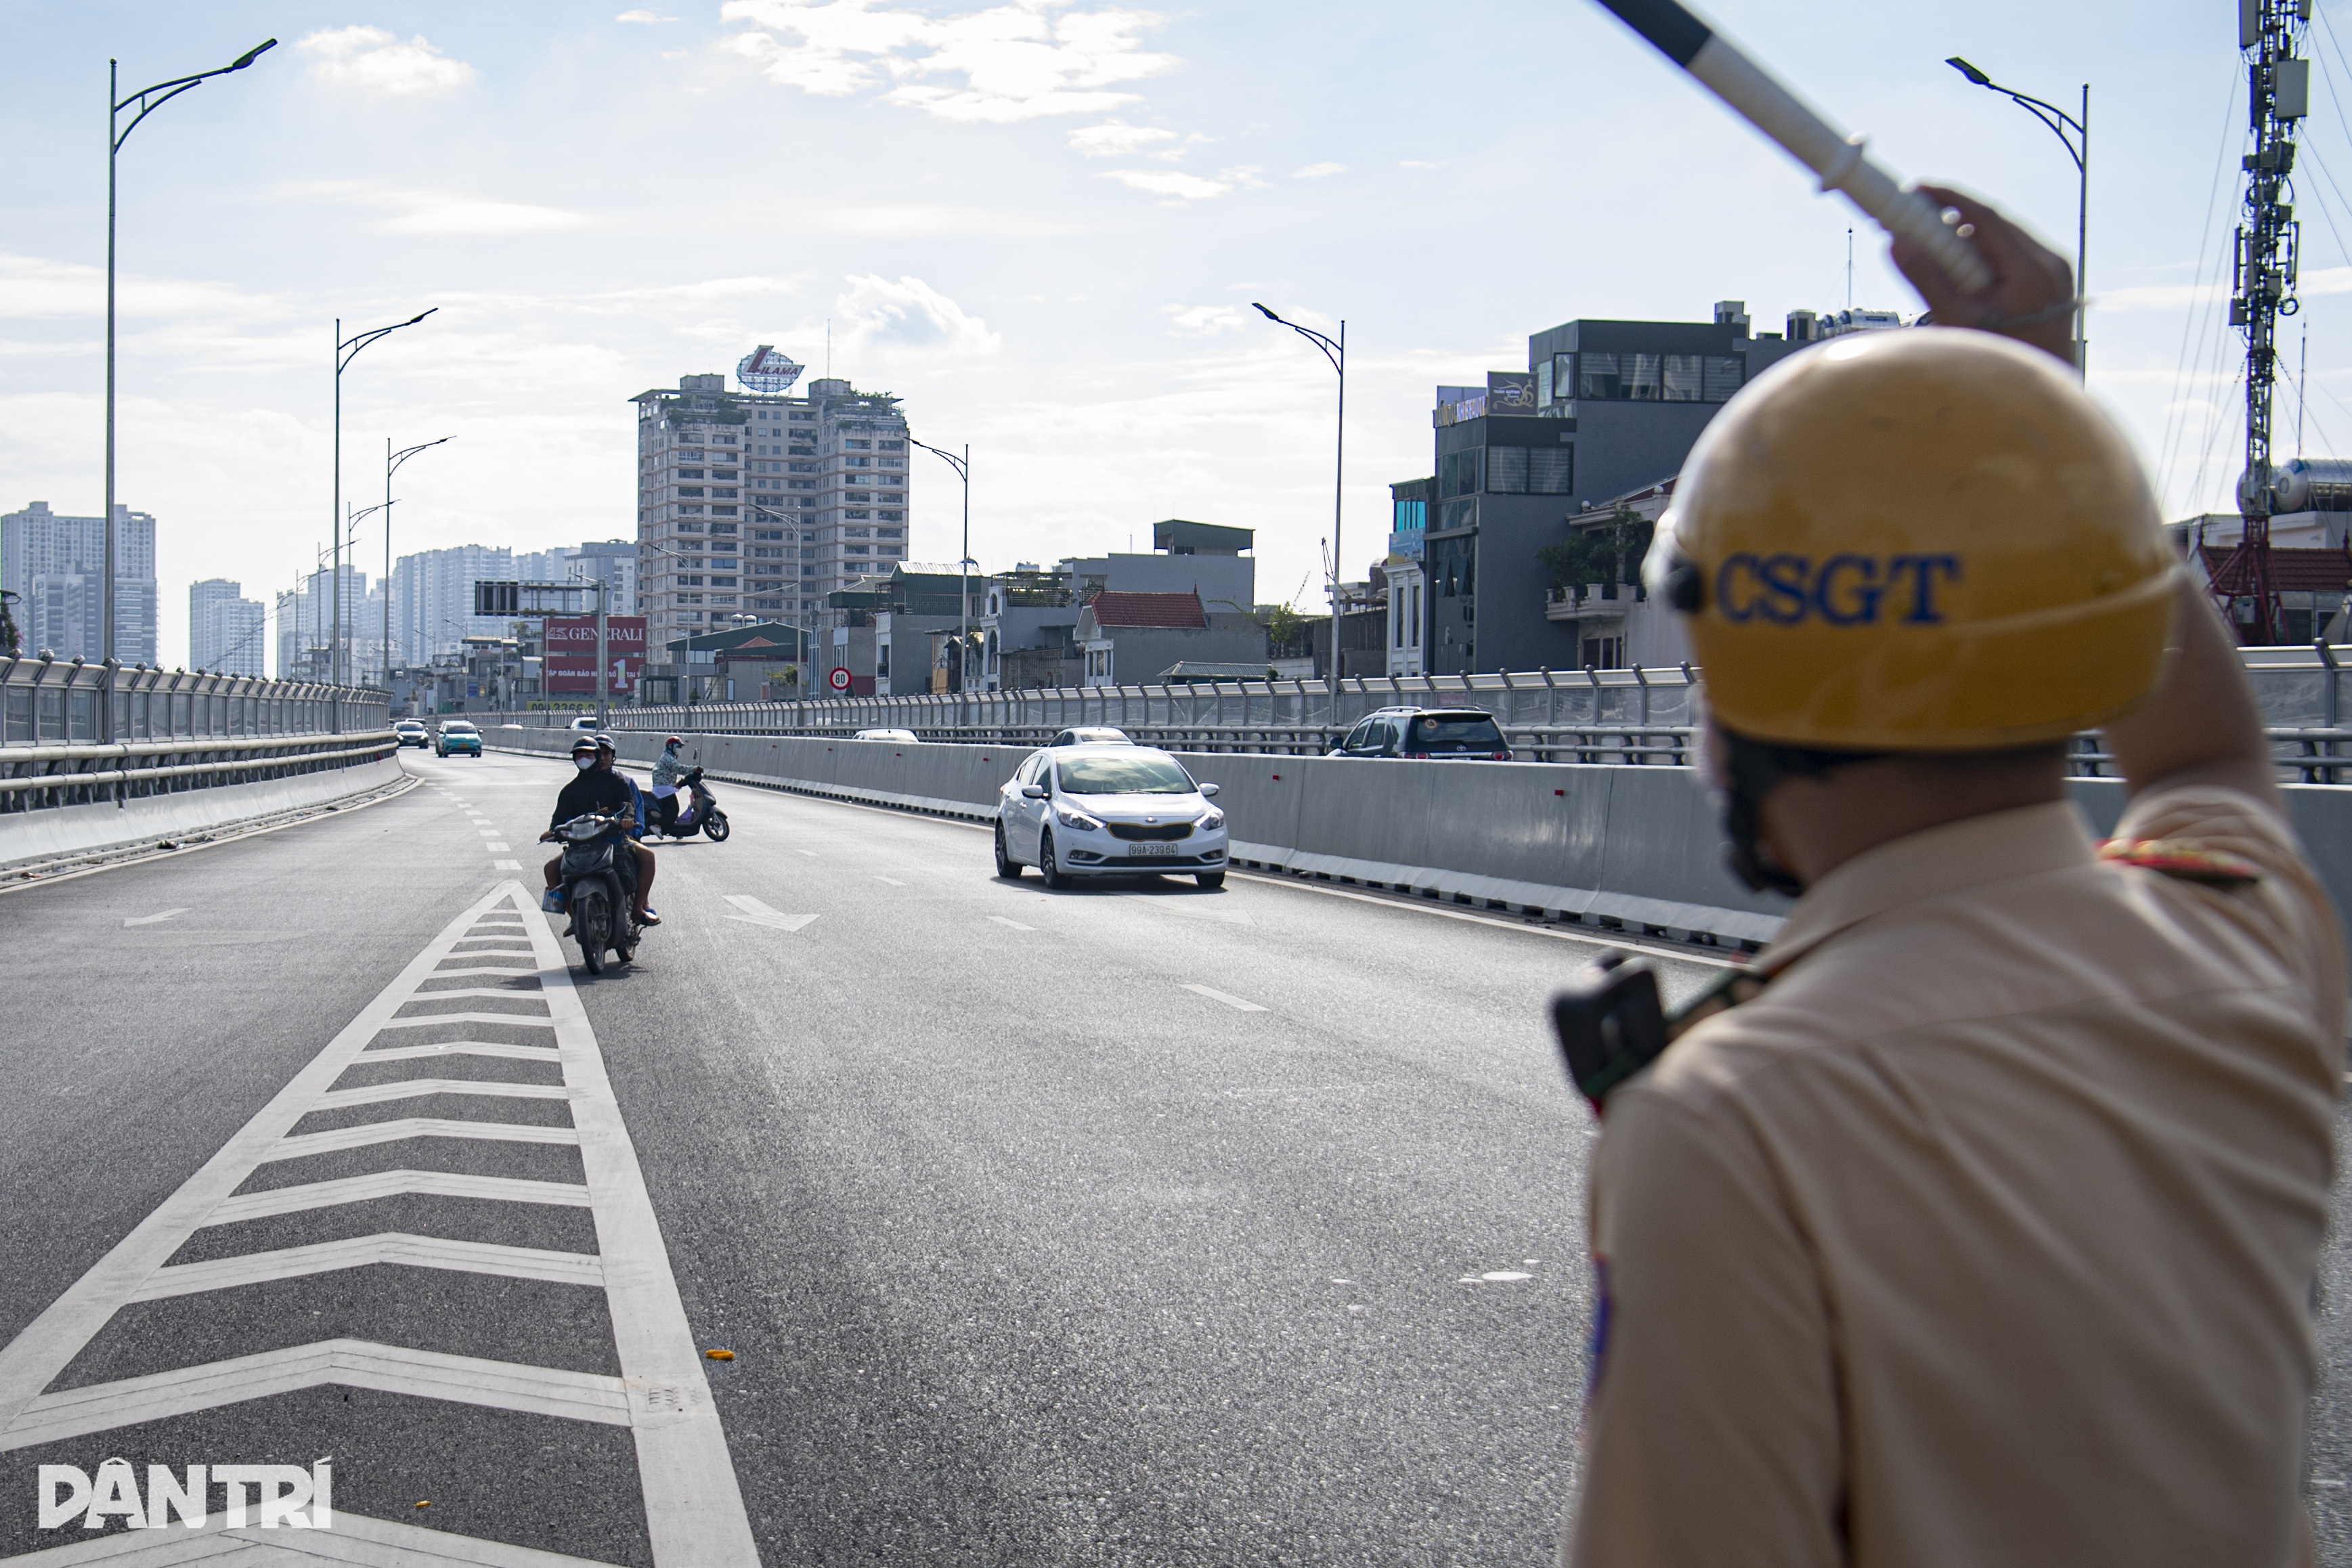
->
(909, 438, 972, 704)
(334, 309, 437, 693)
(105, 37, 275, 734)
(383, 435, 451, 693)
(1947, 57, 2088, 374)
(1252, 303, 1347, 687)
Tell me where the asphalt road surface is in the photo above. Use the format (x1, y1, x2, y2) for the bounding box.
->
(10, 747, 2352, 1565)
(0, 749, 1752, 1566)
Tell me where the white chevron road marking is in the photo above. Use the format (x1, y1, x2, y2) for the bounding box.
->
(0, 1504, 626, 1565)
(202, 1170, 593, 1225)
(130, 1234, 604, 1300)
(0, 884, 758, 1567)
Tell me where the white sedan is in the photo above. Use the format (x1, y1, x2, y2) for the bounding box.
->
(993, 743, 1228, 889)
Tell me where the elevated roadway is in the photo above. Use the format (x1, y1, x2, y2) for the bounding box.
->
(8, 749, 2352, 1563)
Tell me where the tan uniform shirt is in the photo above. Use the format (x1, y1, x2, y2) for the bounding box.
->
(1569, 788, 2345, 1567)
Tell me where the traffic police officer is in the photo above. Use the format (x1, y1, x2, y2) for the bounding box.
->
(1568, 194, 2345, 1565)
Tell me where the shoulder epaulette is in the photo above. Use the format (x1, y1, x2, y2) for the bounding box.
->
(2097, 837, 2264, 889)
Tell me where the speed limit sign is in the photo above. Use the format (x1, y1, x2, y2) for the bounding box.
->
(829, 666, 852, 693)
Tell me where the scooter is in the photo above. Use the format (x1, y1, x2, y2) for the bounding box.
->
(650, 766, 731, 843)
(544, 810, 642, 974)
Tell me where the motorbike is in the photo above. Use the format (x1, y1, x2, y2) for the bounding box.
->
(650, 766, 731, 843)
(546, 810, 641, 974)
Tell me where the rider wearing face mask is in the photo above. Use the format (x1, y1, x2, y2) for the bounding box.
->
(649, 735, 687, 835)
(543, 734, 652, 922)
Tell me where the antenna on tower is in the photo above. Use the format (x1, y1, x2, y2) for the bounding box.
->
(2212, 0, 2309, 645)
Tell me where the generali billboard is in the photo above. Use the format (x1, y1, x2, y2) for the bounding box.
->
(545, 616, 647, 694)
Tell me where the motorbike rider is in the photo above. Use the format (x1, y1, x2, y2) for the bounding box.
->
(541, 734, 659, 928)
(650, 735, 688, 835)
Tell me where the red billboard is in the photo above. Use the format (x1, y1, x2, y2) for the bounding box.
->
(545, 616, 647, 694)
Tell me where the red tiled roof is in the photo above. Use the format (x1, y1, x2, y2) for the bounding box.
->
(1088, 590, 1206, 630)
(2200, 544, 2352, 594)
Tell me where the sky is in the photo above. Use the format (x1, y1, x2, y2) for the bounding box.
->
(0, 0, 2341, 669)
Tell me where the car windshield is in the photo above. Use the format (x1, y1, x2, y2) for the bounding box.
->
(443, 722, 477, 734)
(1410, 715, 1503, 749)
(1057, 754, 1195, 795)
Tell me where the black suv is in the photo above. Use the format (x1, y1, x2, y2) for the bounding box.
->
(1329, 707, 1514, 761)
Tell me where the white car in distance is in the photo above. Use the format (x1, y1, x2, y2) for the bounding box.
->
(853, 728, 921, 743)
(995, 743, 1227, 889)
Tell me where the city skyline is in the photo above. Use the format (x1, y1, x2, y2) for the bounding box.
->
(0, 1, 2315, 673)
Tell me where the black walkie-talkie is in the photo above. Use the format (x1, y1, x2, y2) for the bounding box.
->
(1551, 956, 1764, 1112)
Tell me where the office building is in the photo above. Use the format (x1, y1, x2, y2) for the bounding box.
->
(1387, 301, 1813, 674)
(631, 352, 911, 640)
(0, 500, 158, 666)
(189, 578, 266, 676)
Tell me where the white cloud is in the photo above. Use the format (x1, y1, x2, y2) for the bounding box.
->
(1293, 161, 1345, 179)
(832, 274, 1001, 358)
(1163, 304, 1246, 336)
(295, 26, 477, 95)
(616, 8, 679, 20)
(2095, 265, 2352, 314)
(1069, 119, 1175, 157)
(1104, 167, 1260, 202)
(380, 200, 589, 237)
(720, 0, 1176, 123)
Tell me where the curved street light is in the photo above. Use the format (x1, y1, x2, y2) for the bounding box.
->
(1947, 56, 2088, 374)
(332, 309, 437, 689)
(1252, 303, 1347, 678)
(907, 437, 973, 698)
(104, 37, 275, 729)
(381, 436, 452, 686)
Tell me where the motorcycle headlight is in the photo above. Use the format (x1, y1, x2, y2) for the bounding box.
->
(1053, 804, 1103, 831)
(1196, 810, 1225, 831)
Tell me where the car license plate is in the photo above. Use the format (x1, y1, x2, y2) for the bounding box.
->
(1135, 842, 1179, 857)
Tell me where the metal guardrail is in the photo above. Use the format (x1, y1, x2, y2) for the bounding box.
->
(0, 732, 400, 812)
(0, 655, 387, 746)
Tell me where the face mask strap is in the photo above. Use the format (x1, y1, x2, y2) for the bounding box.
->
(1718, 729, 1882, 896)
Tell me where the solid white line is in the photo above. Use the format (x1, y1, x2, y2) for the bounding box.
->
(202, 1170, 592, 1225)
(262, 1117, 580, 1162)
(131, 1234, 605, 1301)
(988, 915, 1035, 931)
(1182, 982, 1268, 1013)
(522, 886, 763, 1565)
(311, 1079, 571, 1110)
(2, 1340, 630, 1450)
(1225, 868, 1743, 970)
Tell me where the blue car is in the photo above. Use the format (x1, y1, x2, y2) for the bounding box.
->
(435, 720, 483, 758)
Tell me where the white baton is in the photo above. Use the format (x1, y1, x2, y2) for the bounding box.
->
(1592, 0, 1995, 296)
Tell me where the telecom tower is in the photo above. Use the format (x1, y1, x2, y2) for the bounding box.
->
(2213, 0, 2312, 644)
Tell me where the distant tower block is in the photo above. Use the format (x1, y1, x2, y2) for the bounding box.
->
(736, 345, 804, 394)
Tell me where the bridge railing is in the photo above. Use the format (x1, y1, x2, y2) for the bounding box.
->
(0, 657, 395, 814)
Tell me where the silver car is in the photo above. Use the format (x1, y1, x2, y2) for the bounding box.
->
(993, 743, 1227, 889)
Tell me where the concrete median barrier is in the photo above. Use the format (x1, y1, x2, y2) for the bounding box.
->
(0, 755, 408, 873)
(487, 728, 2352, 952)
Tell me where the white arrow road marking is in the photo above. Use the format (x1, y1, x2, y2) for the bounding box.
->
(988, 915, 1035, 932)
(0, 882, 760, 1567)
(121, 908, 189, 928)
(722, 894, 817, 932)
(1182, 982, 1268, 1013)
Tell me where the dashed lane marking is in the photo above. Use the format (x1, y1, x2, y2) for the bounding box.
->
(121, 909, 189, 928)
(873, 875, 907, 887)
(486, 841, 513, 851)
(495, 858, 522, 869)
(0, 883, 759, 1567)
(988, 915, 1035, 932)
(1181, 982, 1269, 1013)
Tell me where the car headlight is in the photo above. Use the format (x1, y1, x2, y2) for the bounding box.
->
(1053, 804, 1102, 830)
(1196, 810, 1225, 830)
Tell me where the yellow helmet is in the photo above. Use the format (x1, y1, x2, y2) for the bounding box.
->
(1650, 328, 2177, 751)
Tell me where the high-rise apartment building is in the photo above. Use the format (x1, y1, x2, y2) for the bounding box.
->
(0, 501, 158, 665)
(275, 564, 365, 681)
(574, 540, 638, 617)
(387, 544, 513, 668)
(189, 578, 266, 675)
(631, 355, 910, 639)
